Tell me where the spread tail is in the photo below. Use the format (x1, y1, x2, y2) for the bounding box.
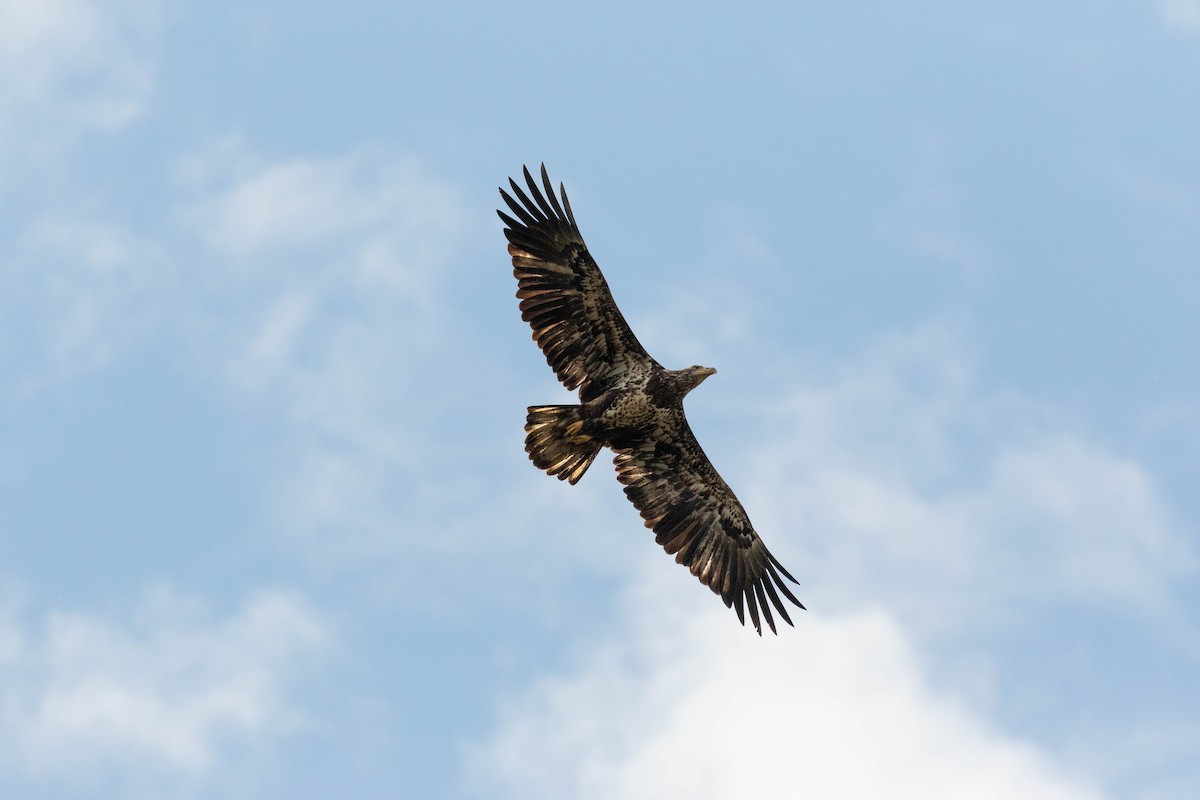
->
(525, 405, 602, 485)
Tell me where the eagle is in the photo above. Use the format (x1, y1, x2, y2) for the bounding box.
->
(499, 165, 805, 635)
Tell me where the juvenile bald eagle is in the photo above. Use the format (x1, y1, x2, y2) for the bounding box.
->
(499, 165, 805, 635)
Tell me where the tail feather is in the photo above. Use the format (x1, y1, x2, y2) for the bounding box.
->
(525, 405, 602, 484)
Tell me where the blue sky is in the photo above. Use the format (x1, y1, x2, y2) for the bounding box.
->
(2, 2, 1198, 798)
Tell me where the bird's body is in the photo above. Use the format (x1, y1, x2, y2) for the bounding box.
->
(499, 165, 805, 634)
(577, 365, 701, 437)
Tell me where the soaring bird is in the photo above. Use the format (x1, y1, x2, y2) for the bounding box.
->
(499, 165, 805, 634)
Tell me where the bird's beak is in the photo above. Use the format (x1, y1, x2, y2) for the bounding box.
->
(699, 367, 717, 377)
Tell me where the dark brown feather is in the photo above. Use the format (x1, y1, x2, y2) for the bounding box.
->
(612, 408, 805, 636)
(498, 165, 657, 402)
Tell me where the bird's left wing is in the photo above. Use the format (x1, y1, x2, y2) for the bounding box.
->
(612, 411, 805, 634)
(498, 165, 657, 402)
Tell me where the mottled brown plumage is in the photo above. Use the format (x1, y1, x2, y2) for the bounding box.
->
(499, 165, 804, 634)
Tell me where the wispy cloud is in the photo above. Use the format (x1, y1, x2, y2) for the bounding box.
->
(0, 588, 326, 787)
(186, 144, 461, 298)
(5, 133, 483, 586)
(1, 214, 169, 400)
(742, 323, 1194, 627)
(1087, 149, 1200, 223)
(0, 0, 166, 398)
(179, 142, 480, 576)
(1163, 0, 1200, 33)
(0, 0, 157, 149)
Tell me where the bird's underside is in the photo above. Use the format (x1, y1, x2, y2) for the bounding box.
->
(499, 164, 805, 635)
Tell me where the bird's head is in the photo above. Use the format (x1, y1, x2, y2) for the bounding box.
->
(681, 365, 717, 394)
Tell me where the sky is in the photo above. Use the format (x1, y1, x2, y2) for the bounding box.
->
(1, 1, 1198, 798)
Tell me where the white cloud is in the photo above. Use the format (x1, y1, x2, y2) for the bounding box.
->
(740, 323, 1193, 631)
(1087, 149, 1200, 222)
(471, 321, 1196, 798)
(186, 144, 464, 412)
(6, 139, 463, 412)
(178, 143, 481, 576)
(1, 215, 168, 400)
(1163, 0, 1200, 32)
(0, 588, 326, 782)
(6, 138, 474, 572)
(471, 567, 1102, 800)
(187, 145, 461, 299)
(0, 0, 157, 145)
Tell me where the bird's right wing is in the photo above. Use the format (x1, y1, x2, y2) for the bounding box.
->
(499, 165, 657, 402)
